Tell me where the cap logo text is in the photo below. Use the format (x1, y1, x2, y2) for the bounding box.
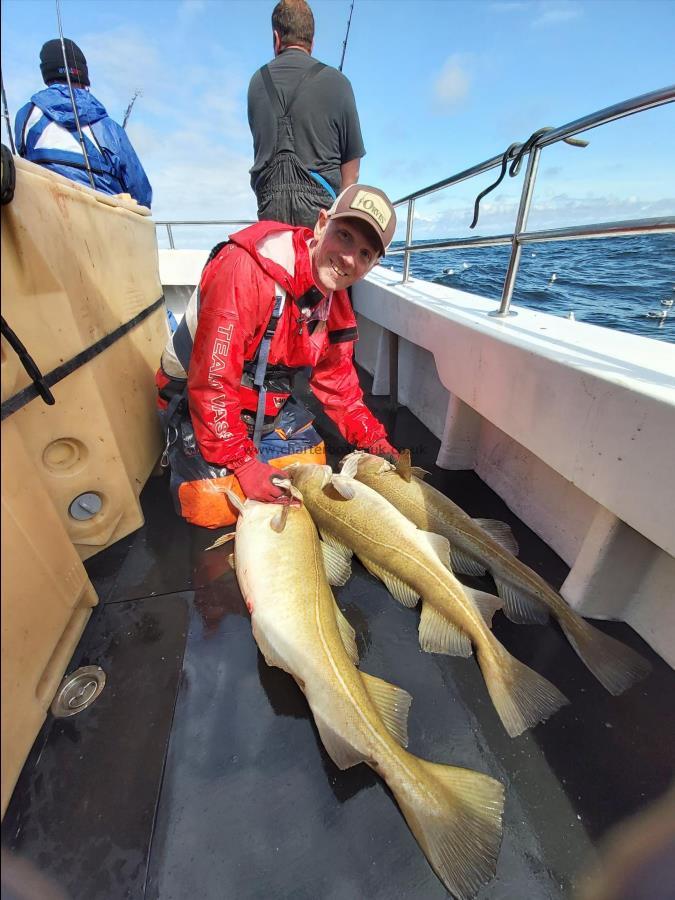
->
(350, 190, 392, 232)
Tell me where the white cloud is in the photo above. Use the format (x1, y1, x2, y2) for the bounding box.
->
(531, 1, 582, 28)
(433, 55, 471, 111)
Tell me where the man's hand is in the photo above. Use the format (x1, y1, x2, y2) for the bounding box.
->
(234, 457, 289, 503)
(368, 438, 399, 464)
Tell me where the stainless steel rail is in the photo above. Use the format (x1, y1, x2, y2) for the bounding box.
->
(393, 85, 675, 317)
(154, 219, 255, 249)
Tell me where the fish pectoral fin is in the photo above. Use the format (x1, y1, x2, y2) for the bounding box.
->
(360, 671, 411, 747)
(362, 560, 420, 608)
(224, 489, 246, 514)
(410, 466, 430, 480)
(334, 603, 359, 665)
(419, 601, 472, 657)
(319, 529, 354, 561)
(321, 540, 352, 587)
(204, 532, 236, 552)
(313, 714, 365, 770)
(338, 453, 361, 479)
(473, 518, 520, 556)
(495, 579, 549, 625)
(330, 474, 356, 500)
(464, 588, 502, 627)
(270, 505, 290, 533)
(448, 546, 487, 577)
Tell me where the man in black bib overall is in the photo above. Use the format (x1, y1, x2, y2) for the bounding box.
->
(247, 0, 365, 228)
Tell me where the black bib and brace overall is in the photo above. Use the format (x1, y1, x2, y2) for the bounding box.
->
(253, 62, 337, 229)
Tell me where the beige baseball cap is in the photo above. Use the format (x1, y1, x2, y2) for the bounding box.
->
(326, 184, 397, 256)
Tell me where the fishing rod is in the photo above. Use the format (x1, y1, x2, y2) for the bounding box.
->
(1, 69, 16, 154)
(338, 0, 355, 72)
(122, 90, 141, 130)
(55, 0, 96, 189)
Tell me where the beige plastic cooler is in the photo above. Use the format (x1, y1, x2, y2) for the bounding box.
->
(1, 156, 167, 817)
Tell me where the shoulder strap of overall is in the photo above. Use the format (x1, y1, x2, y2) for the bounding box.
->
(259, 61, 326, 118)
(252, 289, 287, 448)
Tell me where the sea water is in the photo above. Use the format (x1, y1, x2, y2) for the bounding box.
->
(385, 233, 675, 344)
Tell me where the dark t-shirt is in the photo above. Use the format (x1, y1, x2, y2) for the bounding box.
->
(247, 49, 366, 193)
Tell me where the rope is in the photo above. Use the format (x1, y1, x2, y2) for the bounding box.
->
(470, 127, 588, 229)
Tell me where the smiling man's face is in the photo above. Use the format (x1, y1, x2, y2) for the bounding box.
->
(310, 210, 381, 294)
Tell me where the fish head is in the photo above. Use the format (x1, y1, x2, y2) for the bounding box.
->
(339, 450, 394, 480)
(284, 462, 334, 494)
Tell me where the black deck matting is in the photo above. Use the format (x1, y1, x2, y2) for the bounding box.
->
(3, 368, 674, 899)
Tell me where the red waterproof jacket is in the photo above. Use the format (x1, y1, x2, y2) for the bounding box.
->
(186, 221, 388, 469)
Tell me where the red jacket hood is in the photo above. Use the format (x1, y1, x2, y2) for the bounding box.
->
(228, 221, 317, 299)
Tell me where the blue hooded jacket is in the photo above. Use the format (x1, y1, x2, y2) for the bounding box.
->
(14, 84, 152, 208)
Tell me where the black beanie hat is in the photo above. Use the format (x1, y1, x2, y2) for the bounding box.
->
(40, 39, 90, 87)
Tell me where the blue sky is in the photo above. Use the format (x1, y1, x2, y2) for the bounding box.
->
(2, 0, 674, 246)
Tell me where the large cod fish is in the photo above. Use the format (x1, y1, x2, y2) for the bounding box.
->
(287, 463, 569, 738)
(342, 451, 652, 696)
(228, 493, 505, 900)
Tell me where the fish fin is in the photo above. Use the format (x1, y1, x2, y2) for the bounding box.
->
(225, 489, 246, 515)
(360, 671, 411, 747)
(338, 453, 361, 479)
(411, 466, 430, 480)
(334, 604, 359, 665)
(464, 588, 502, 627)
(362, 559, 420, 608)
(270, 505, 289, 533)
(473, 518, 519, 556)
(330, 474, 356, 500)
(418, 529, 452, 567)
(419, 601, 472, 657)
(321, 540, 352, 587)
(251, 621, 288, 672)
(393, 758, 504, 900)
(227, 553, 236, 571)
(560, 618, 652, 695)
(313, 714, 365, 770)
(204, 532, 236, 552)
(481, 645, 569, 737)
(319, 530, 353, 561)
(449, 547, 487, 576)
(495, 579, 549, 624)
(395, 449, 413, 482)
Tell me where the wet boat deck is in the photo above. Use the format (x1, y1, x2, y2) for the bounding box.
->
(3, 370, 674, 899)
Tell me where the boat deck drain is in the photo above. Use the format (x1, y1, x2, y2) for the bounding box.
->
(50, 666, 106, 718)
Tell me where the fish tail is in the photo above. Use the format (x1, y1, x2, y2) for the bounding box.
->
(560, 616, 652, 695)
(479, 641, 569, 737)
(392, 755, 504, 899)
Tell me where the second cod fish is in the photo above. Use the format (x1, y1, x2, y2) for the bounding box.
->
(229, 493, 505, 900)
(287, 463, 569, 738)
(342, 450, 651, 696)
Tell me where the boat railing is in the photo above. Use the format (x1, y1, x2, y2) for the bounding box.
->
(391, 85, 675, 317)
(155, 86, 675, 320)
(154, 219, 255, 251)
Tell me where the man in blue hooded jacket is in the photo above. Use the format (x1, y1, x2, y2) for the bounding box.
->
(14, 38, 152, 208)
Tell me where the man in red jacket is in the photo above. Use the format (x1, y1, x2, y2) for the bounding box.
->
(156, 183, 398, 528)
